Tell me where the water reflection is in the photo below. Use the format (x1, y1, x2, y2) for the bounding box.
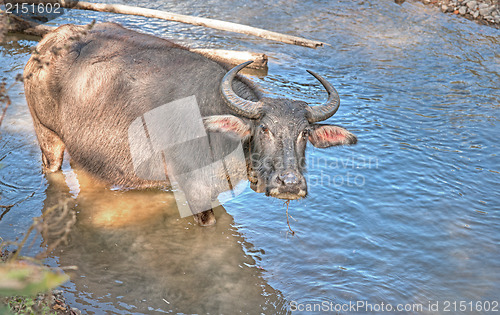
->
(41, 168, 288, 314)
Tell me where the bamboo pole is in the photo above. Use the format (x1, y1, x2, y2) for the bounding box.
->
(5, 0, 326, 48)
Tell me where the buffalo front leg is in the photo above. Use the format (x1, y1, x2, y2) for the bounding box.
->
(185, 186, 216, 227)
(173, 173, 217, 227)
(193, 209, 216, 226)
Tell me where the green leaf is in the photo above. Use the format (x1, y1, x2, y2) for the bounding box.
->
(0, 263, 69, 297)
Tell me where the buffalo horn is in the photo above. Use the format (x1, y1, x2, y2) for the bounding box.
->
(220, 61, 261, 119)
(305, 70, 341, 123)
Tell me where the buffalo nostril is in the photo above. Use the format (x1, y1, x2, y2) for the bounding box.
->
(278, 172, 299, 186)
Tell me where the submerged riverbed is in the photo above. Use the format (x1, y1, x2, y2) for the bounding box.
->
(1, 0, 499, 314)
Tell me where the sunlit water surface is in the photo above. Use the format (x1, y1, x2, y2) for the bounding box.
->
(1, 0, 499, 314)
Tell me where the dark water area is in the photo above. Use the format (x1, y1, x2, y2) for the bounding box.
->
(1, 0, 499, 314)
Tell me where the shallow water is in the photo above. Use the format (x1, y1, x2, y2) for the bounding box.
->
(1, 0, 499, 314)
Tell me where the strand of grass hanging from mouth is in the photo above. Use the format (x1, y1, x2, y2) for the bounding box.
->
(285, 200, 296, 236)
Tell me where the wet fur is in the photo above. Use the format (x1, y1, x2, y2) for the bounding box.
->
(24, 22, 260, 188)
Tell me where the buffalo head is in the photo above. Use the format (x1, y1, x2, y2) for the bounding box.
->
(204, 61, 357, 200)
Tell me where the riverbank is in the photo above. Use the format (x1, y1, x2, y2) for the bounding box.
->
(1, 250, 81, 315)
(415, 0, 500, 27)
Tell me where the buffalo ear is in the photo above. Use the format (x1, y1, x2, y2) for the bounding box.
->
(203, 115, 252, 139)
(308, 124, 357, 148)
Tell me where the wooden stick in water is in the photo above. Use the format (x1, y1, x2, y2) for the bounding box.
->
(5, 0, 326, 48)
(2, 12, 268, 69)
(192, 49, 268, 69)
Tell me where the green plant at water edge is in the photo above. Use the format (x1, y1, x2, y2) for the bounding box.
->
(0, 200, 75, 313)
(0, 262, 69, 297)
(0, 259, 68, 314)
(3, 296, 56, 315)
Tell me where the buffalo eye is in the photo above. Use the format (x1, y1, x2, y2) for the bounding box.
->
(260, 125, 270, 134)
(300, 129, 310, 141)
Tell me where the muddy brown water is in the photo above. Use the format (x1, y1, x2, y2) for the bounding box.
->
(1, 0, 499, 314)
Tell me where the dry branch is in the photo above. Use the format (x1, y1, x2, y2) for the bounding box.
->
(192, 49, 268, 70)
(2, 11, 54, 36)
(7, 0, 326, 48)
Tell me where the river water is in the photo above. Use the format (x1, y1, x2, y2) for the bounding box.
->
(1, 0, 499, 314)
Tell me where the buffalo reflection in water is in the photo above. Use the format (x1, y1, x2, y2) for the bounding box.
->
(41, 167, 289, 314)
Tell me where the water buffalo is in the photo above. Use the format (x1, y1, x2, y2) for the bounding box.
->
(24, 23, 357, 226)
